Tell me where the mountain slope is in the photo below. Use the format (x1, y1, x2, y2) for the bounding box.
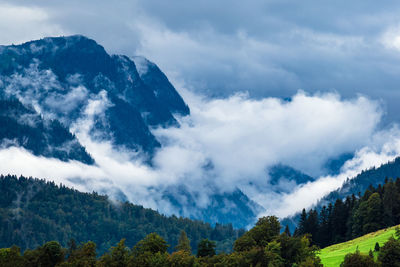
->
(133, 56, 190, 116)
(0, 35, 272, 229)
(0, 98, 93, 164)
(162, 185, 263, 228)
(319, 224, 399, 267)
(0, 174, 243, 255)
(320, 157, 400, 207)
(0, 35, 189, 155)
(283, 157, 400, 232)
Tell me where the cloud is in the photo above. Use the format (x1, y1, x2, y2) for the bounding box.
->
(268, 127, 400, 217)
(2, 1, 400, 121)
(3, 0, 400, 220)
(154, 90, 382, 182)
(0, 3, 65, 45)
(0, 86, 395, 220)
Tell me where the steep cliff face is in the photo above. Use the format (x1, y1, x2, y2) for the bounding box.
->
(0, 35, 264, 229)
(0, 98, 93, 164)
(0, 35, 189, 155)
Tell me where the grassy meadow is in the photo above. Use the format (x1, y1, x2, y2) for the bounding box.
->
(319, 224, 400, 267)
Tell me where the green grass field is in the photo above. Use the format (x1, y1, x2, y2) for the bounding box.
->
(318, 225, 400, 267)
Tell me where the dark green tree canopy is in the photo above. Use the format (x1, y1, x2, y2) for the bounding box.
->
(197, 239, 216, 257)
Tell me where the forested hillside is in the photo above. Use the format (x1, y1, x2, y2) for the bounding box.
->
(283, 157, 400, 233)
(321, 157, 400, 207)
(0, 216, 322, 267)
(293, 177, 400, 248)
(0, 175, 242, 255)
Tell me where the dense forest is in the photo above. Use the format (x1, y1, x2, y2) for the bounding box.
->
(0, 216, 322, 267)
(282, 157, 400, 232)
(294, 177, 400, 248)
(0, 175, 242, 255)
(321, 157, 400, 207)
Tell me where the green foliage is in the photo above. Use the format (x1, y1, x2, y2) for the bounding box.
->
(233, 233, 256, 252)
(252, 216, 281, 247)
(234, 216, 281, 253)
(232, 217, 321, 267)
(175, 230, 191, 254)
(0, 223, 324, 267)
(296, 178, 400, 248)
(0, 246, 25, 267)
(340, 249, 377, 267)
(197, 239, 216, 257)
(133, 233, 169, 255)
(0, 175, 241, 255)
(59, 241, 96, 266)
(264, 240, 284, 266)
(374, 242, 380, 252)
(98, 239, 129, 267)
(169, 250, 196, 267)
(378, 237, 400, 267)
(23, 241, 65, 267)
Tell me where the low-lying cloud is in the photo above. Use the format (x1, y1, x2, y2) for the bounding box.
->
(1, 87, 397, 221)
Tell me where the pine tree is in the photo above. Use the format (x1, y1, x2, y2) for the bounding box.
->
(363, 193, 383, 234)
(375, 242, 380, 252)
(317, 205, 331, 247)
(284, 225, 291, 237)
(306, 209, 319, 243)
(297, 209, 308, 236)
(197, 239, 216, 257)
(175, 230, 191, 254)
(383, 180, 400, 226)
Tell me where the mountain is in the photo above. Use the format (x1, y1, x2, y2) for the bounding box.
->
(0, 98, 93, 164)
(0, 174, 243, 254)
(0, 35, 261, 229)
(161, 185, 263, 228)
(268, 164, 315, 193)
(133, 56, 189, 116)
(282, 157, 400, 234)
(0, 35, 189, 155)
(320, 157, 400, 207)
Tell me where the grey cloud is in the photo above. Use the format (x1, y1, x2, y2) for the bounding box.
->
(3, 1, 400, 123)
(3, 1, 400, 219)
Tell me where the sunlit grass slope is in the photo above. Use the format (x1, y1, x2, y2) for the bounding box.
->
(319, 224, 400, 267)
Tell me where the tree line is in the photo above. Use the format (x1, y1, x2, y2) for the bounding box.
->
(294, 177, 400, 248)
(0, 216, 322, 267)
(0, 174, 242, 255)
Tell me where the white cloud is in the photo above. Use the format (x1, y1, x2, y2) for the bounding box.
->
(269, 129, 400, 217)
(2, 0, 400, 221)
(0, 3, 66, 45)
(154, 90, 381, 183)
(0, 88, 394, 220)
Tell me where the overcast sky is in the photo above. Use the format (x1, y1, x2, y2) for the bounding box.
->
(2, 0, 400, 122)
(4, 1, 400, 218)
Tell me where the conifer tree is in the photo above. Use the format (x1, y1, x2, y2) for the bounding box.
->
(175, 230, 191, 254)
(197, 239, 216, 257)
(284, 225, 291, 237)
